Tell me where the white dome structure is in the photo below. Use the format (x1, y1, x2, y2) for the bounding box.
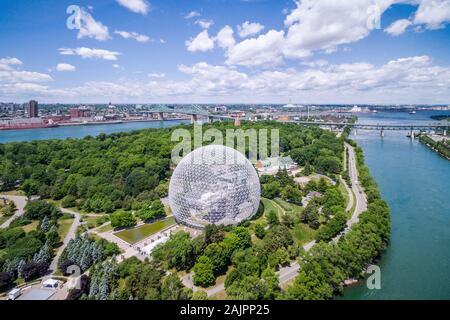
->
(169, 145, 261, 229)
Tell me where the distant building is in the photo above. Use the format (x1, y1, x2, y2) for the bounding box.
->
(26, 100, 39, 118)
(256, 156, 297, 175)
(69, 107, 91, 118)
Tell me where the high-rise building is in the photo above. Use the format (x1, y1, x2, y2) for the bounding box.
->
(26, 100, 39, 118)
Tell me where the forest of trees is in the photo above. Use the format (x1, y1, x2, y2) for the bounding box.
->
(0, 201, 64, 291)
(0, 121, 390, 300)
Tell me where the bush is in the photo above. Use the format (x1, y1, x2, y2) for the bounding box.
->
(61, 195, 77, 208)
(0, 271, 15, 292)
(21, 261, 49, 281)
(110, 210, 136, 229)
(24, 201, 60, 220)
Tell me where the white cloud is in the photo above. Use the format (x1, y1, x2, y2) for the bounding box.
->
(112, 64, 120, 68)
(59, 47, 121, 61)
(414, 0, 450, 29)
(208, 0, 399, 67)
(215, 26, 235, 49)
(185, 11, 201, 19)
(56, 63, 76, 72)
(148, 73, 166, 78)
(225, 30, 285, 67)
(116, 0, 150, 15)
(4, 56, 450, 104)
(186, 30, 215, 52)
(302, 59, 329, 68)
(0, 57, 23, 66)
(77, 8, 110, 41)
(114, 30, 150, 43)
(385, 19, 413, 36)
(237, 21, 265, 38)
(195, 19, 214, 29)
(283, 0, 395, 58)
(0, 58, 52, 83)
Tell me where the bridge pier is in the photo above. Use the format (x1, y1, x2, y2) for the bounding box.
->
(191, 114, 198, 124)
(234, 117, 241, 127)
(157, 112, 165, 121)
(380, 128, 385, 137)
(208, 116, 214, 124)
(354, 128, 357, 136)
(444, 129, 447, 136)
(410, 128, 414, 139)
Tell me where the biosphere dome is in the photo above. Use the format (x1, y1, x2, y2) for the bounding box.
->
(169, 145, 261, 229)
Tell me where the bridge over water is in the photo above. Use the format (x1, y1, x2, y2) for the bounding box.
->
(146, 105, 237, 124)
(286, 120, 450, 137)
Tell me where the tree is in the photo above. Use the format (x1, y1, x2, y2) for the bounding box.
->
(301, 202, 320, 229)
(266, 210, 279, 226)
(204, 224, 225, 244)
(136, 199, 166, 222)
(254, 224, 266, 239)
(281, 185, 302, 205)
(161, 273, 191, 300)
(24, 200, 60, 220)
(317, 212, 347, 242)
(21, 261, 49, 281)
(46, 225, 61, 247)
(193, 256, 215, 287)
(40, 216, 49, 232)
(151, 231, 198, 271)
(192, 290, 208, 300)
(203, 243, 228, 275)
(110, 210, 136, 229)
(0, 272, 15, 292)
(61, 195, 77, 208)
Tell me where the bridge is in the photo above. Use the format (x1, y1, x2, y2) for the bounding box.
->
(146, 105, 239, 125)
(285, 120, 450, 137)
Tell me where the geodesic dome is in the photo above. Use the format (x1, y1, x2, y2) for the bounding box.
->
(169, 145, 261, 229)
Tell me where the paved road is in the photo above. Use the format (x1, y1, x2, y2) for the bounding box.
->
(0, 195, 28, 229)
(49, 208, 81, 274)
(344, 142, 368, 228)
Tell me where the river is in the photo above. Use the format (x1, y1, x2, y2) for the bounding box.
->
(1, 111, 449, 299)
(341, 110, 450, 299)
(0, 120, 189, 144)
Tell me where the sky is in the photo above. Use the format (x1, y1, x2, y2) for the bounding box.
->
(1, 0, 450, 104)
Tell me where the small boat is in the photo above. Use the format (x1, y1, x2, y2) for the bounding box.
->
(409, 110, 417, 115)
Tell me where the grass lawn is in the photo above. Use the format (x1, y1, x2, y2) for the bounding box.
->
(81, 215, 109, 229)
(114, 216, 177, 244)
(261, 198, 284, 217)
(58, 218, 74, 239)
(97, 222, 113, 233)
(0, 190, 25, 196)
(22, 220, 39, 233)
(291, 223, 317, 245)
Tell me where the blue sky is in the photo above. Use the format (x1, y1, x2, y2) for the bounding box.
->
(1, 0, 450, 104)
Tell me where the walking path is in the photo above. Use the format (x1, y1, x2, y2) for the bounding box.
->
(48, 208, 81, 274)
(0, 195, 27, 229)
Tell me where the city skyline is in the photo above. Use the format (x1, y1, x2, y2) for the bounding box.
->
(1, 0, 450, 104)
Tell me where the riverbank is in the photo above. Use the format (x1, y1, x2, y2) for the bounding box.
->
(418, 135, 450, 161)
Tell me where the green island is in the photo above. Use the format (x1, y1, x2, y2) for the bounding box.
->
(0, 122, 390, 300)
(418, 135, 450, 160)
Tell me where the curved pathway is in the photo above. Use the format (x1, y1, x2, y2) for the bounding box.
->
(0, 194, 27, 229)
(49, 208, 81, 274)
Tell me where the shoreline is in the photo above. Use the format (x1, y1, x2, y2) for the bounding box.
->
(418, 135, 450, 161)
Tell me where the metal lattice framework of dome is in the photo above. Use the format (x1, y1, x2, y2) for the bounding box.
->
(169, 145, 261, 229)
